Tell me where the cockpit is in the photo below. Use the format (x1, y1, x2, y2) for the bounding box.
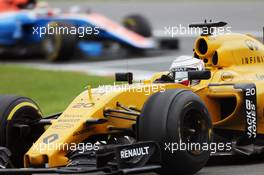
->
(155, 55, 210, 86)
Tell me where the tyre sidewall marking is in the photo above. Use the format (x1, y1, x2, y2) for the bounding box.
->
(7, 102, 40, 120)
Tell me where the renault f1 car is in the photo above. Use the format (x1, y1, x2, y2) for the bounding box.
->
(0, 21, 264, 174)
(0, 0, 177, 62)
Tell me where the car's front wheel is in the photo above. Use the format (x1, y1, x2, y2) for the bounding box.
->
(42, 22, 77, 62)
(0, 95, 44, 167)
(138, 89, 213, 174)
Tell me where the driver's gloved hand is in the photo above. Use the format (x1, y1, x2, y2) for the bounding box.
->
(154, 75, 174, 83)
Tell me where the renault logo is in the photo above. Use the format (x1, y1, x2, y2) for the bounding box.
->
(43, 134, 58, 144)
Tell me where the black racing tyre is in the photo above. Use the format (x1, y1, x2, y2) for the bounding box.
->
(42, 22, 77, 62)
(122, 14, 152, 37)
(0, 95, 44, 167)
(138, 89, 213, 175)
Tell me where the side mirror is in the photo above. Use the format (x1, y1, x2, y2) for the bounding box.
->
(115, 72, 133, 84)
(188, 70, 211, 80)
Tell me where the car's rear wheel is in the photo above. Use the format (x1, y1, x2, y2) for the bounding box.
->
(0, 95, 44, 167)
(123, 14, 152, 37)
(42, 22, 77, 62)
(122, 14, 153, 56)
(138, 89, 213, 175)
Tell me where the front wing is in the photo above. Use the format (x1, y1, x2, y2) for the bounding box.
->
(0, 141, 161, 175)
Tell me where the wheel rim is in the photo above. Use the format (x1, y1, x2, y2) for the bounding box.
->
(44, 36, 56, 54)
(181, 109, 210, 156)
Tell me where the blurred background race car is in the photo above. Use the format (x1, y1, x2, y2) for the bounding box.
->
(0, 0, 178, 62)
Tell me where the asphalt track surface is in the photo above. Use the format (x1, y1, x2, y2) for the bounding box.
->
(2, 1, 264, 174)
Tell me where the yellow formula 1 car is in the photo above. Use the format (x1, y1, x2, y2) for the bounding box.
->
(0, 21, 264, 174)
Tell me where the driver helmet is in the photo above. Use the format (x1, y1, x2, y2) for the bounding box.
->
(169, 55, 205, 86)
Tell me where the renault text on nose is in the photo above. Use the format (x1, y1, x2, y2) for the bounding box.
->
(120, 146, 150, 159)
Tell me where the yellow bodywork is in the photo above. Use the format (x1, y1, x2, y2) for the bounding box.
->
(24, 32, 264, 167)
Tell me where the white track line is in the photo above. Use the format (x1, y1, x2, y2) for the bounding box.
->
(1, 62, 156, 80)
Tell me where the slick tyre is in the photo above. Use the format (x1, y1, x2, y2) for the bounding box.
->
(42, 22, 77, 62)
(122, 14, 153, 55)
(0, 95, 44, 167)
(122, 14, 152, 37)
(138, 89, 213, 175)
